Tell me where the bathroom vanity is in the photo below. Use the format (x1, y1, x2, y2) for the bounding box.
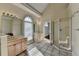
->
(0, 35, 27, 56)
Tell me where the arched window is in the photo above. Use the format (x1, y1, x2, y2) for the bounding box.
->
(24, 16, 33, 43)
(24, 16, 32, 22)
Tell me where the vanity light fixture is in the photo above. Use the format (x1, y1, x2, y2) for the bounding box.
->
(7, 13, 9, 16)
(2, 12, 5, 15)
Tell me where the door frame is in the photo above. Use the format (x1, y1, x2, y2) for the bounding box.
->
(43, 19, 54, 45)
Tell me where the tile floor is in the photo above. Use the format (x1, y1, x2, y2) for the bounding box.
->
(19, 39, 72, 56)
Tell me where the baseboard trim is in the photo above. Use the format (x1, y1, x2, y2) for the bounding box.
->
(53, 44, 72, 53)
(53, 44, 59, 50)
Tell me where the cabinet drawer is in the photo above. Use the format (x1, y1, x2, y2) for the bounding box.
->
(8, 42, 16, 46)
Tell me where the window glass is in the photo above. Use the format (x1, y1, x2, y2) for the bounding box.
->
(24, 16, 32, 22)
(24, 17, 33, 41)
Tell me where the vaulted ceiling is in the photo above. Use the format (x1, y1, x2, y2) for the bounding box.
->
(28, 3, 48, 13)
(11, 3, 69, 18)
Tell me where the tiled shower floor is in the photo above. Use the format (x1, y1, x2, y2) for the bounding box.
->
(19, 39, 72, 56)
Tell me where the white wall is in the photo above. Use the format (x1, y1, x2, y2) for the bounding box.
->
(68, 3, 79, 56)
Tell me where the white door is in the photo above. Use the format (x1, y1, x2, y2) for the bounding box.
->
(72, 13, 79, 56)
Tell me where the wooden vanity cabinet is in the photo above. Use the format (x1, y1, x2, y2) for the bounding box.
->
(1, 35, 27, 56)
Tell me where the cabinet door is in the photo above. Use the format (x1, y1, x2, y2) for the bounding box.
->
(15, 42, 22, 55)
(22, 41, 26, 51)
(8, 45, 15, 56)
